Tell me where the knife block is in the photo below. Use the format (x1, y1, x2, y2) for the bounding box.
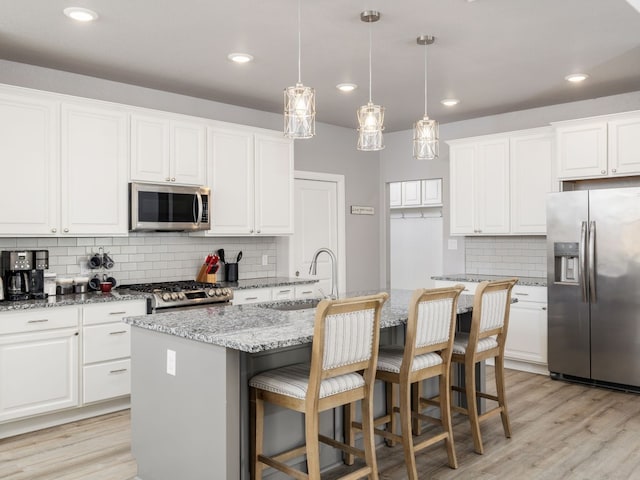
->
(196, 265, 217, 283)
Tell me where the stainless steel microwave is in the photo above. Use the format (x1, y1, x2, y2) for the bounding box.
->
(129, 182, 211, 232)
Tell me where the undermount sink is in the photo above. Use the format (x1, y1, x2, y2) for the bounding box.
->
(258, 298, 322, 311)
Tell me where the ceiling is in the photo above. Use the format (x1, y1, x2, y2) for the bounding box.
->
(1, 0, 639, 132)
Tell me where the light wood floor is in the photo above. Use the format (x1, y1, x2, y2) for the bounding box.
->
(2, 368, 640, 479)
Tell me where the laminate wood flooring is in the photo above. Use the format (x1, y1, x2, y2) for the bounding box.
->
(2, 368, 640, 479)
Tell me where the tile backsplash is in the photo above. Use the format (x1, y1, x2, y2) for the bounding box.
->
(0, 233, 276, 284)
(464, 236, 547, 278)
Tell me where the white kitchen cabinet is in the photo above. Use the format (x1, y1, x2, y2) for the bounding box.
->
(449, 137, 510, 235)
(506, 286, 548, 367)
(207, 127, 294, 236)
(81, 300, 146, 404)
(0, 306, 80, 422)
(130, 112, 206, 186)
(0, 88, 59, 236)
(272, 286, 295, 301)
(554, 111, 640, 180)
(61, 103, 129, 236)
(510, 130, 555, 234)
(401, 180, 422, 206)
(389, 182, 402, 207)
(232, 288, 273, 305)
(421, 179, 442, 206)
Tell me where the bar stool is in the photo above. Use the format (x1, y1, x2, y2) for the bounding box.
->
(348, 285, 464, 479)
(450, 278, 518, 454)
(249, 292, 388, 480)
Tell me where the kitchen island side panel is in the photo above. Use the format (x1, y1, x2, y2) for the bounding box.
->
(130, 328, 240, 480)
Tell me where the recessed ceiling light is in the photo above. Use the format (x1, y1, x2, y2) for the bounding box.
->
(63, 7, 99, 22)
(336, 83, 357, 93)
(227, 53, 254, 64)
(565, 73, 589, 83)
(441, 98, 460, 106)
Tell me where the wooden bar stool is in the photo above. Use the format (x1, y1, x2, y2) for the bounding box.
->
(450, 278, 518, 454)
(348, 285, 464, 480)
(249, 292, 388, 480)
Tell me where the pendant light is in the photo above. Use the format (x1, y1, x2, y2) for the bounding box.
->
(413, 35, 439, 160)
(357, 10, 385, 151)
(284, 0, 315, 139)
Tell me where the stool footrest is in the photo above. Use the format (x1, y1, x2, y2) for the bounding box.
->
(257, 452, 307, 480)
(318, 434, 365, 459)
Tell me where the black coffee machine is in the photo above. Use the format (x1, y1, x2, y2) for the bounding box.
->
(1, 250, 49, 301)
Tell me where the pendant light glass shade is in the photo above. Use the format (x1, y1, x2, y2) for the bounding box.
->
(284, 0, 315, 139)
(413, 115, 439, 159)
(413, 35, 438, 160)
(284, 83, 315, 138)
(357, 10, 384, 151)
(357, 102, 385, 151)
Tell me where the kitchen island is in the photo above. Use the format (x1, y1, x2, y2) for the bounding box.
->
(124, 290, 475, 480)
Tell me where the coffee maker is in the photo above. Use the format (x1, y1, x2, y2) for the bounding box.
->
(31, 250, 49, 299)
(1, 250, 33, 301)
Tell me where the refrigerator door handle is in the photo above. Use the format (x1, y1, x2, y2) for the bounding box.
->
(580, 221, 588, 302)
(589, 221, 597, 303)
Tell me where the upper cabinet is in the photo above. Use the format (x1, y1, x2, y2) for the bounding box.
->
(130, 112, 206, 185)
(0, 89, 59, 236)
(553, 111, 640, 180)
(449, 137, 510, 235)
(0, 86, 128, 237)
(448, 127, 554, 236)
(61, 103, 129, 236)
(207, 127, 294, 236)
(389, 179, 442, 208)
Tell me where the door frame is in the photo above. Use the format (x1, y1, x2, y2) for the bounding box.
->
(291, 170, 346, 294)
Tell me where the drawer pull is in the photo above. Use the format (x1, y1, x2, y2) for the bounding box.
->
(108, 311, 127, 315)
(301, 290, 313, 294)
(27, 319, 49, 323)
(514, 292, 529, 296)
(109, 368, 128, 374)
(246, 296, 258, 300)
(542, 307, 547, 311)
(277, 289, 291, 294)
(109, 330, 128, 335)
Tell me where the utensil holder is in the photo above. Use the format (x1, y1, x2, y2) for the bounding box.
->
(225, 263, 238, 283)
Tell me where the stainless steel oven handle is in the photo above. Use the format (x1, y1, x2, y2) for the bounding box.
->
(588, 221, 596, 303)
(580, 221, 588, 302)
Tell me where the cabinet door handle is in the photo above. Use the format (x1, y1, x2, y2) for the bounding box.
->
(612, 168, 617, 173)
(109, 330, 128, 335)
(245, 296, 258, 300)
(51, 228, 57, 233)
(277, 289, 291, 294)
(108, 311, 127, 315)
(601, 170, 606, 174)
(63, 228, 69, 233)
(27, 319, 49, 323)
(257, 230, 261, 234)
(301, 290, 313, 294)
(171, 177, 176, 182)
(542, 306, 547, 311)
(109, 368, 128, 374)
(514, 292, 529, 296)
(165, 177, 171, 182)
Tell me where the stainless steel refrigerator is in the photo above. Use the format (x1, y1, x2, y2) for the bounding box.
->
(547, 187, 640, 389)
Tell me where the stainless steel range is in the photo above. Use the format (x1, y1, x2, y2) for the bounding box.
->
(122, 281, 233, 312)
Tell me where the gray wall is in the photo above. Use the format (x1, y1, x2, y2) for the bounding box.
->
(380, 90, 640, 285)
(0, 59, 382, 292)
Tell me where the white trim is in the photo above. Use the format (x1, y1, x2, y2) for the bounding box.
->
(292, 170, 347, 294)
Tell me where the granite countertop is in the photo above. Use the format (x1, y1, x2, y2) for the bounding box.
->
(124, 290, 475, 353)
(220, 277, 318, 290)
(0, 290, 151, 312)
(432, 274, 547, 287)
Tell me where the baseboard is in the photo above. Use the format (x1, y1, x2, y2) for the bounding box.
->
(485, 358, 549, 376)
(0, 397, 130, 439)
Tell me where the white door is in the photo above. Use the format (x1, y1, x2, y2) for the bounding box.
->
(287, 174, 345, 297)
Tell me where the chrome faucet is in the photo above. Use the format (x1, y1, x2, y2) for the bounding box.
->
(308, 247, 338, 299)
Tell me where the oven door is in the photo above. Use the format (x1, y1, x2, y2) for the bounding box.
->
(129, 182, 210, 232)
(153, 302, 231, 314)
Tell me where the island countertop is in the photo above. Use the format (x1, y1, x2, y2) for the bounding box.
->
(123, 289, 475, 353)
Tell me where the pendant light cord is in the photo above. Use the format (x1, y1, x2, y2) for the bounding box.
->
(424, 42, 428, 115)
(297, 0, 301, 83)
(368, 20, 373, 103)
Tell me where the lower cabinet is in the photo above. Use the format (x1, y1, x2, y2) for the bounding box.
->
(434, 280, 548, 371)
(0, 299, 146, 429)
(232, 284, 319, 305)
(82, 301, 146, 404)
(0, 306, 80, 422)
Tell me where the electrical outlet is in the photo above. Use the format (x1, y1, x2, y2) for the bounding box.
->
(262, 254, 268, 266)
(166, 349, 176, 376)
